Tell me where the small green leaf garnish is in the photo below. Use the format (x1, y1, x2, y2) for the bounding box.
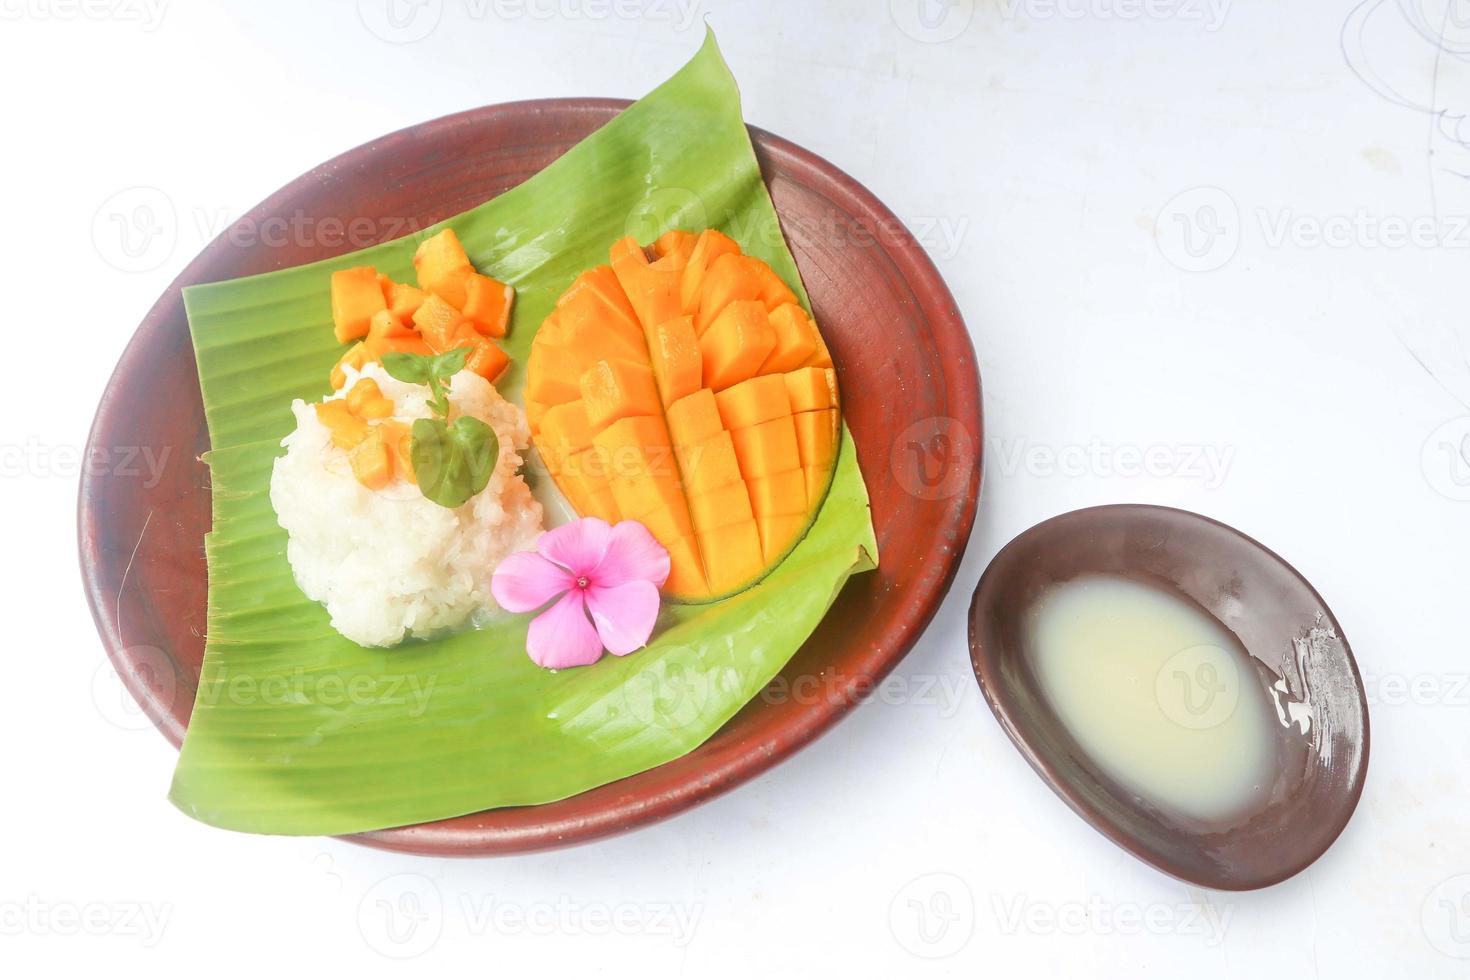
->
(382, 347, 496, 508)
(411, 416, 499, 509)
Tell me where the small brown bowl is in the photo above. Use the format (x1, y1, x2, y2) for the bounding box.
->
(969, 504, 1369, 890)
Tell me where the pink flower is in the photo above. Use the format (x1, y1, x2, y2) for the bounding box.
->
(490, 517, 670, 669)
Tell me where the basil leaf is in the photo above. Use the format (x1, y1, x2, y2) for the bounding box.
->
(379, 351, 436, 385)
(410, 416, 499, 509)
(431, 347, 472, 378)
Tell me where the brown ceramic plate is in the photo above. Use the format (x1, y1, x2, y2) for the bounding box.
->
(969, 504, 1369, 890)
(78, 99, 982, 855)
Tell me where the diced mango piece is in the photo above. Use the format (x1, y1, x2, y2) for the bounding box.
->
(793, 409, 839, 469)
(688, 480, 754, 530)
(580, 359, 662, 433)
(412, 293, 468, 351)
(347, 379, 393, 420)
(331, 342, 372, 391)
(314, 399, 369, 450)
(556, 270, 646, 355)
(619, 493, 694, 544)
(762, 303, 819, 374)
(593, 415, 674, 481)
(665, 389, 723, 449)
(698, 520, 764, 596)
(346, 378, 383, 414)
(648, 316, 702, 408)
(381, 279, 427, 327)
(701, 300, 776, 391)
(365, 334, 434, 361)
(730, 416, 800, 479)
(526, 342, 585, 406)
(679, 430, 744, 497)
(806, 329, 834, 369)
(662, 536, 709, 597)
(555, 459, 621, 522)
(694, 250, 762, 334)
(331, 266, 387, 344)
(380, 420, 415, 484)
(680, 230, 741, 316)
(803, 464, 831, 505)
(538, 401, 596, 456)
(349, 427, 393, 490)
(557, 265, 642, 337)
(653, 230, 697, 262)
(368, 308, 415, 344)
(538, 303, 647, 373)
(465, 339, 510, 382)
(747, 256, 801, 311)
(462, 272, 514, 338)
(714, 374, 792, 431)
(611, 235, 685, 335)
(747, 469, 807, 518)
(783, 367, 838, 413)
(757, 513, 807, 562)
(413, 229, 474, 309)
(359, 398, 394, 420)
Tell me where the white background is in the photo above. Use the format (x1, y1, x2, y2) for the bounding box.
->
(3, 0, 1468, 975)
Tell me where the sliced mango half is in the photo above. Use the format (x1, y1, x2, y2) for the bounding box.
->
(527, 231, 841, 602)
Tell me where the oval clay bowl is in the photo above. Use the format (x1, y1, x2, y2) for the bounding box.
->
(78, 99, 982, 855)
(969, 505, 1369, 890)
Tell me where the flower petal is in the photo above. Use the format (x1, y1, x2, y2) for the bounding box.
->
(490, 551, 573, 613)
(585, 580, 662, 656)
(525, 591, 605, 669)
(591, 520, 671, 589)
(538, 517, 613, 577)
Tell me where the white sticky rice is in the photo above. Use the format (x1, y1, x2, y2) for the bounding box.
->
(269, 361, 544, 647)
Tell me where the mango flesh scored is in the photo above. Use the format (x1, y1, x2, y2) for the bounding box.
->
(527, 231, 842, 602)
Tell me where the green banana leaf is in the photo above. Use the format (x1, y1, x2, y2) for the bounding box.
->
(172, 30, 877, 836)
